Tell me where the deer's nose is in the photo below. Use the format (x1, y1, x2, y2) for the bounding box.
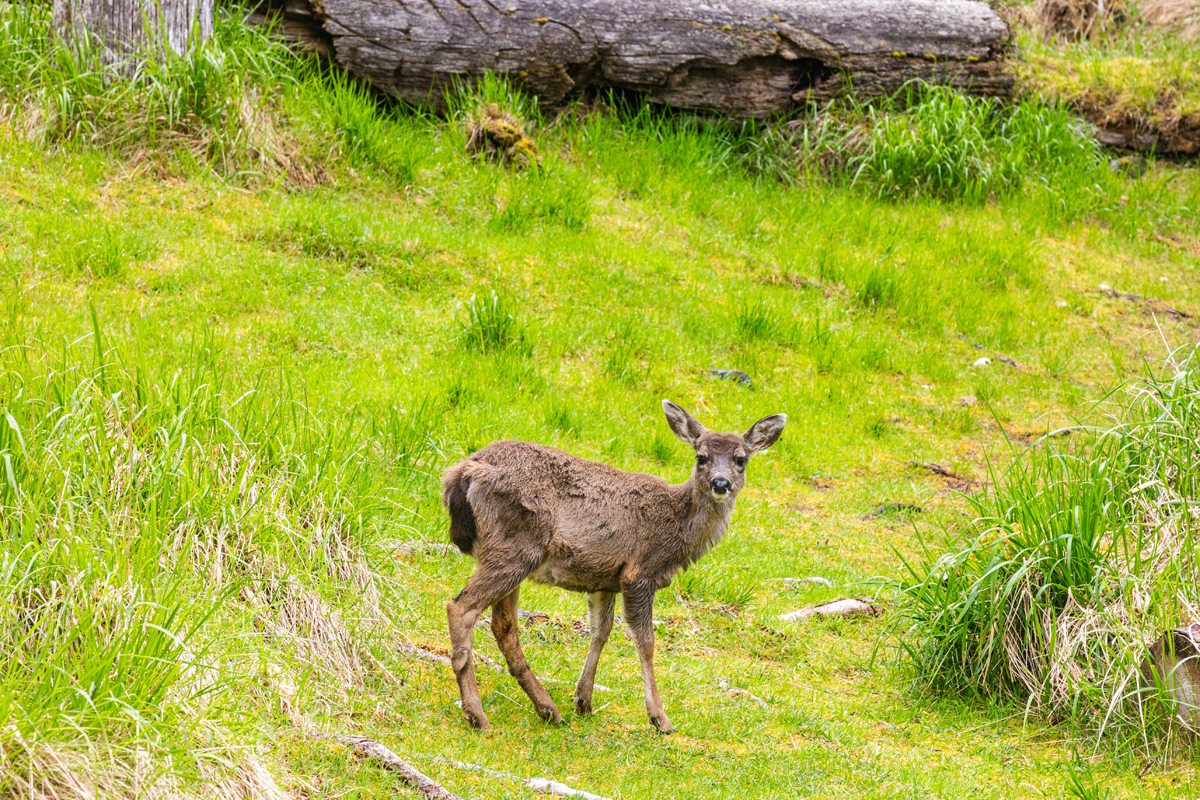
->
(710, 477, 732, 495)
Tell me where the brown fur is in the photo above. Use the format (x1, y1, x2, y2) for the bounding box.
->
(440, 400, 785, 733)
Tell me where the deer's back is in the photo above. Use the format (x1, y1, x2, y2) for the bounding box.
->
(456, 441, 686, 590)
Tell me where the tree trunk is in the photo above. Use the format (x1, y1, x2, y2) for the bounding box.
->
(252, 0, 1011, 117)
(54, 0, 214, 63)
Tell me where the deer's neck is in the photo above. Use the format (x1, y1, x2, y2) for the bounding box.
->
(672, 479, 734, 567)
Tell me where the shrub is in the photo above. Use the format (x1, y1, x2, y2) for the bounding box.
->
(895, 353, 1200, 745)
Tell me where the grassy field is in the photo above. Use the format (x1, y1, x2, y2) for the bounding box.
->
(3, 3, 1200, 799)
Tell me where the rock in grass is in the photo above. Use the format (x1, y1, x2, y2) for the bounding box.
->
(1109, 155, 1148, 178)
(973, 356, 991, 367)
(709, 369, 752, 386)
(779, 597, 882, 622)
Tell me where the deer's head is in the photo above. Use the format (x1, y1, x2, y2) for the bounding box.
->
(662, 400, 786, 503)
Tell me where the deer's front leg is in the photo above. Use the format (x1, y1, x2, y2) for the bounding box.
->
(622, 584, 674, 733)
(574, 591, 615, 715)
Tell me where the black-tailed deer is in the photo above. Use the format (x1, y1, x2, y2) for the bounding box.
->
(441, 400, 785, 733)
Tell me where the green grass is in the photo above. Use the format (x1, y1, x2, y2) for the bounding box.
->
(1012, 1, 1200, 150)
(3, 3, 1200, 799)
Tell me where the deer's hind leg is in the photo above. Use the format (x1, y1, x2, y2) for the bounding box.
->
(574, 591, 615, 715)
(447, 565, 530, 730)
(491, 586, 561, 723)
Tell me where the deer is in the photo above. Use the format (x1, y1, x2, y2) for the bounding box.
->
(440, 400, 786, 733)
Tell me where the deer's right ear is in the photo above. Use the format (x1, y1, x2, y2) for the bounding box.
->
(662, 400, 707, 447)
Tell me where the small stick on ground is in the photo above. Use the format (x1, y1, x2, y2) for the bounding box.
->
(1094, 287, 1194, 319)
(310, 733, 464, 800)
(433, 757, 616, 800)
(718, 679, 768, 707)
(391, 541, 464, 557)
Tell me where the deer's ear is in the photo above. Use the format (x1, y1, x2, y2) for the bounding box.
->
(662, 400, 707, 447)
(743, 413, 787, 453)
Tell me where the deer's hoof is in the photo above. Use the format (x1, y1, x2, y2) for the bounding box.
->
(649, 714, 675, 734)
(538, 704, 563, 724)
(464, 709, 491, 730)
(574, 696, 592, 715)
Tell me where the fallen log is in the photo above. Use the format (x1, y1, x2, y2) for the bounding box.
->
(251, 0, 1012, 117)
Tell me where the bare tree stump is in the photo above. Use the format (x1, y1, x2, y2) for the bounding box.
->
(252, 0, 1011, 117)
(54, 0, 213, 64)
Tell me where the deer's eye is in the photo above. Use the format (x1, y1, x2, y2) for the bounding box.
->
(734, 457, 747, 469)
(696, 455, 709, 466)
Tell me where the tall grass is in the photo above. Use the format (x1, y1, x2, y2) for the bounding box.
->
(0, 3, 300, 176)
(787, 83, 1103, 202)
(896, 351, 1200, 748)
(0, 321, 399, 796)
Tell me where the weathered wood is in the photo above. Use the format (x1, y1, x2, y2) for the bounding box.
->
(54, 0, 213, 63)
(311, 733, 465, 800)
(779, 597, 882, 621)
(253, 0, 1012, 117)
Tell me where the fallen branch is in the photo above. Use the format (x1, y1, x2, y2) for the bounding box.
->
(779, 598, 883, 622)
(433, 757, 616, 800)
(1094, 287, 1194, 319)
(399, 641, 504, 673)
(310, 733, 464, 800)
(906, 461, 977, 490)
(718, 679, 768, 707)
(477, 609, 550, 628)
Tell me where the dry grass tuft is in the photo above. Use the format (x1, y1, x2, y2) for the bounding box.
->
(1141, 0, 1200, 38)
(1036, 0, 1129, 42)
(0, 743, 290, 800)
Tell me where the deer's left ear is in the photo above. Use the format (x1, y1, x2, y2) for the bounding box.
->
(743, 414, 786, 453)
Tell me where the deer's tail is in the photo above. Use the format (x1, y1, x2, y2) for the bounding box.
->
(442, 462, 478, 556)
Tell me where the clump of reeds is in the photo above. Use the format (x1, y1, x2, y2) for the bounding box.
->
(895, 348, 1200, 750)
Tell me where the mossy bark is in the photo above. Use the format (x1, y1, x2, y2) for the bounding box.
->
(252, 0, 1013, 117)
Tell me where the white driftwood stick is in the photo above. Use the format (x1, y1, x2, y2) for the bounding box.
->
(434, 758, 616, 800)
(779, 576, 833, 588)
(312, 733, 464, 800)
(718, 679, 768, 707)
(779, 598, 882, 621)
